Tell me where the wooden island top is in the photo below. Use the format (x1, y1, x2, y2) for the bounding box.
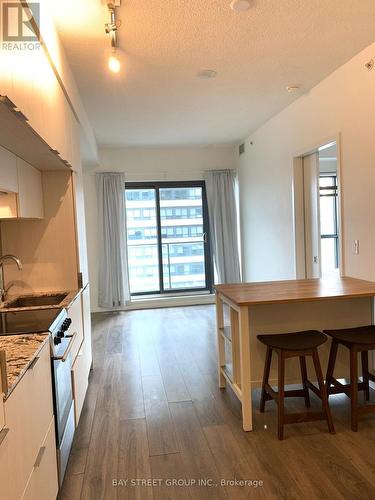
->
(214, 276, 375, 307)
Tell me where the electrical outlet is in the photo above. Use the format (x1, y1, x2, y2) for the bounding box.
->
(353, 240, 360, 255)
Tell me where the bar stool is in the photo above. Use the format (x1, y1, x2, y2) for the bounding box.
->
(324, 325, 375, 431)
(257, 330, 335, 440)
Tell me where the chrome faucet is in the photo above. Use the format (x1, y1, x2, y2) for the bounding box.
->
(0, 255, 23, 303)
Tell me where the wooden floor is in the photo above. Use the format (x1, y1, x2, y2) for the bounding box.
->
(59, 305, 375, 500)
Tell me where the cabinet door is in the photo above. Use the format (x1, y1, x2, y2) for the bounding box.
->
(28, 341, 54, 456)
(0, 428, 11, 500)
(5, 342, 54, 500)
(67, 294, 84, 362)
(71, 344, 89, 425)
(0, 144, 17, 192)
(21, 417, 58, 500)
(17, 158, 44, 219)
(6, 367, 34, 500)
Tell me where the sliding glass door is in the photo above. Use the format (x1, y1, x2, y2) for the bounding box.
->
(125, 181, 212, 296)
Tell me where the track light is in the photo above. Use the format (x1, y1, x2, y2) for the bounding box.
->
(105, 2, 122, 73)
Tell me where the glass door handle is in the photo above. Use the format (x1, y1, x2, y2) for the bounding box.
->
(203, 232, 208, 244)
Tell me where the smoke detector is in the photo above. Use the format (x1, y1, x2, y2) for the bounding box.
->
(231, 0, 252, 12)
(197, 70, 217, 79)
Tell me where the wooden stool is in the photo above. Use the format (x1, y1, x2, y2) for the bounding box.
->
(257, 330, 335, 440)
(324, 325, 375, 431)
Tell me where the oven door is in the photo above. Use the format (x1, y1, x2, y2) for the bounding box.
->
(53, 339, 74, 446)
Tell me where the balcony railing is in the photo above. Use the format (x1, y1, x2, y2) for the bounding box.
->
(127, 240, 206, 293)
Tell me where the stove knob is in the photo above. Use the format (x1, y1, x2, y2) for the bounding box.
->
(57, 330, 65, 338)
(54, 337, 62, 346)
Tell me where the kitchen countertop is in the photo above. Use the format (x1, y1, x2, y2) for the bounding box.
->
(0, 289, 81, 312)
(0, 333, 50, 399)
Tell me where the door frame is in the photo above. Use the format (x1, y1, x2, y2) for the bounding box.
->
(125, 180, 214, 296)
(292, 134, 344, 279)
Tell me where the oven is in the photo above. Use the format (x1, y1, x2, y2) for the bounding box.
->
(49, 311, 76, 485)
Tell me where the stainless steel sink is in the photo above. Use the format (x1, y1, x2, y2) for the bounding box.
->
(5, 293, 68, 308)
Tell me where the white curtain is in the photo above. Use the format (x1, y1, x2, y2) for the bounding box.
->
(96, 173, 130, 308)
(204, 170, 241, 284)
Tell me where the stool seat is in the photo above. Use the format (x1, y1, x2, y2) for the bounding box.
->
(257, 330, 327, 351)
(257, 330, 334, 439)
(324, 325, 375, 345)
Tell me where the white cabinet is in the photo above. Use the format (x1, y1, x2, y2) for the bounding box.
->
(22, 418, 58, 500)
(70, 286, 92, 425)
(4, 341, 58, 500)
(0, 427, 11, 500)
(0, 144, 17, 192)
(17, 158, 44, 219)
(0, 154, 44, 220)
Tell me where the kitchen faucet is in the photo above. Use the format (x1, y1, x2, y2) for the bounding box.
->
(0, 255, 23, 303)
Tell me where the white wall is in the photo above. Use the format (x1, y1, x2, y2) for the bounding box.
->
(238, 42, 375, 283)
(84, 145, 237, 311)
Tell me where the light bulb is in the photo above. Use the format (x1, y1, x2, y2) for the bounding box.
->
(109, 55, 121, 73)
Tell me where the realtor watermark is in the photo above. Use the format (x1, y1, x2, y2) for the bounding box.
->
(112, 478, 264, 488)
(1, 1, 40, 50)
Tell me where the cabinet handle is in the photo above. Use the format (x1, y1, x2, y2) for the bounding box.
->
(28, 356, 39, 370)
(0, 427, 9, 446)
(34, 446, 46, 467)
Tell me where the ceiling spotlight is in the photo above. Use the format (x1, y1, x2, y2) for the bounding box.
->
(230, 0, 252, 12)
(197, 69, 217, 79)
(286, 85, 300, 93)
(109, 55, 121, 73)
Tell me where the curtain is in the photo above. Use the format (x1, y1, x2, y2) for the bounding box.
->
(204, 170, 241, 284)
(96, 173, 130, 308)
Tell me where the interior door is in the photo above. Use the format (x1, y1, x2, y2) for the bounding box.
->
(303, 152, 321, 278)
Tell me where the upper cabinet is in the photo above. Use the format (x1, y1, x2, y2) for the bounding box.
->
(0, 145, 17, 193)
(17, 158, 44, 219)
(0, 1, 80, 172)
(0, 148, 44, 220)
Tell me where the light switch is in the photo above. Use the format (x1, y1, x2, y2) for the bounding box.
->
(353, 240, 360, 255)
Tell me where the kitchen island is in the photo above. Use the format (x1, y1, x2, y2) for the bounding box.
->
(215, 276, 375, 431)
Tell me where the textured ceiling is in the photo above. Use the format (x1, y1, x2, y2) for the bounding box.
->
(51, 0, 375, 147)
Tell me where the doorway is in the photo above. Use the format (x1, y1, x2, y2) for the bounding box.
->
(294, 141, 341, 279)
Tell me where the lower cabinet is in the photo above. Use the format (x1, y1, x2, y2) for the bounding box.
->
(0, 428, 11, 500)
(69, 286, 92, 426)
(22, 418, 58, 500)
(4, 341, 58, 500)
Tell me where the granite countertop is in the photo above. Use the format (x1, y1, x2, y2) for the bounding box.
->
(0, 334, 50, 399)
(0, 289, 81, 312)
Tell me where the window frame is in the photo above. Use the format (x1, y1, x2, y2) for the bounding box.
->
(125, 180, 214, 296)
(319, 173, 339, 270)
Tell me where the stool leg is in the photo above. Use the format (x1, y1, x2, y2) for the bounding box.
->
(312, 349, 335, 435)
(361, 351, 370, 402)
(260, 347, 272, 413)
(350, 348, 359, 432)
(299, 356, 311, 408)
(326, 339, 338, 392)
(277, 351, 285, 440)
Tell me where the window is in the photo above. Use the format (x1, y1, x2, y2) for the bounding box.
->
(125, 181, 212, 295)
(319, 174, 339, 274)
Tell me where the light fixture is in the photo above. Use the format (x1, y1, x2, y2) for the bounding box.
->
(197, 69, 217, 79)
(105, 2, 122, 73)
(230, 0, 252, 12)
(108, 55, 121, 73)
